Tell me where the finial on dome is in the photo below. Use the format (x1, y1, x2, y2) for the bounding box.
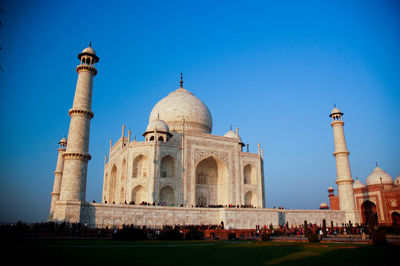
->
(334, 103, 336, 108)
(180, 72, 183, 88)
(89, 41, 92, 47)
(376, 161, 378, 167)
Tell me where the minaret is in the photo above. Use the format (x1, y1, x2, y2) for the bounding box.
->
(57, 44, 99, 207)
(330, 106, 356, 212)
(49, 137, 67, 219)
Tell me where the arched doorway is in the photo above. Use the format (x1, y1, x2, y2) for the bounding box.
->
(109, 164, 117, 203)
(103, 173, 108, 202)
(195, 156, 228, 206)
(119, 187, 125, 204)
(361, 201, 378, 226)
(244, 191, 253, 206)
(131, 185, 147, 204)
(132, 155, 148, 178)
(159, 185, 175, 206)
(244, 164, 254, 184)
(160, 155, 175, 178)
(392, 212, 400, 227)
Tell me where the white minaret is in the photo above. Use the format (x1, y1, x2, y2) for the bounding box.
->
(49, 137, 67, 219)
(330, 106, 356, 212)
(54, 44, 99, 222)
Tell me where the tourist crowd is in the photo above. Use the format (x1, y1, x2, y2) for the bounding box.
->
(1, 220, 382, 241)
(101, 201, 256, 208)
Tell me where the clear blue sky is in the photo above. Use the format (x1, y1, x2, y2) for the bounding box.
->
(0, 0, 399, 223)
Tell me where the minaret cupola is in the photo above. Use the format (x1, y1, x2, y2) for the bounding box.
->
(77, 43, 99, 74)
(329, 105, 343, 121)
(59, 137, 67, 149)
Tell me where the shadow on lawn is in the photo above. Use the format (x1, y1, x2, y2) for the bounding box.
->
(3, 240, 399, 266)
(263, 244, 399, 265)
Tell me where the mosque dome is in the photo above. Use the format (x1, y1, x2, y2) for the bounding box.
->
(366, 166, 393, 186)
(353, 179, 365, 189)
(149, 85, 212, 134)
(145, 118, 170, 133)
(394, 176, 400, 186)
(59, 137, 67, 144)
(319, 202, 329, 210)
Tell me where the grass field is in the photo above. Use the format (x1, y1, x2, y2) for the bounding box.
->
(3, 239, 398, 265)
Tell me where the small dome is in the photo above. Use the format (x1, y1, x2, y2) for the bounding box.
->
(145, 118, 170, 133)
(328, 186, 334, 192)
(59, 137, 67, 145)
(366, 166, 393, 186)
(224, 129, 241, 140)
(353, 179, 365, 189)
(319, 202, 329, 209)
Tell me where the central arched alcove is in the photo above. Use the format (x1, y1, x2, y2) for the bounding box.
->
(131, 185, 147, 204)
(159, 185, 175, 206)
(160, 155, 175, 178)
(195, 156, 229, 206)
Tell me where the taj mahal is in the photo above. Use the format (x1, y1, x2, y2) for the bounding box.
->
(48, 45, 400, 229)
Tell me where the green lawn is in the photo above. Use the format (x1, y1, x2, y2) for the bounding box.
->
(3, 239, 398, 265)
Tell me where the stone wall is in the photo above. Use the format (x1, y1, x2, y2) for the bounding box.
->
(78, 203, 357, 229)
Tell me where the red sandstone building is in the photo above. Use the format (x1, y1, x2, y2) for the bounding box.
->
(328, 165, 400, 226)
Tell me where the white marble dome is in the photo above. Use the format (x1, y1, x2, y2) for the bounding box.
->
(145, 118, 170, 133)
(353, 179, 365, 189)
(149, 87, 212, 134)
(319, 202, 329, 209)
(366, 166, 393, 186)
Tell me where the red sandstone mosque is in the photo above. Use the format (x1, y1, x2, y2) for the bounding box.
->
(328, 165, 400, 226)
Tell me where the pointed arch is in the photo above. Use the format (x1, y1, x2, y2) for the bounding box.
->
(131, 185, 147, 204)
(120, 187, 125, 204)
(244, 164, 255, 184)
(361, 200, 378, 226)
(160, 155, 175, 178)
(121, 159, 127, 184)
(244, 191, 256, 206)
(244, 191, 252, 205)
(195, 156, 229, 206)
(109, 164, 117, 203)
(132, 155, 148, 178)
(392, 212, 400, 227)
(159, 185, 175, 206)
(103, 173, 108, 202)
